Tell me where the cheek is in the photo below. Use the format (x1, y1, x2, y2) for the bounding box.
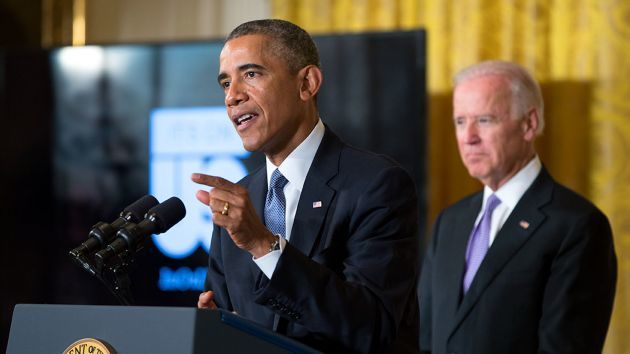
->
(457, 139, 468, 155)
(455, 131, 467, 146)
(493, 131, 519, 158)
(484, 138, 500, 158)
(257, 90, 282, 116)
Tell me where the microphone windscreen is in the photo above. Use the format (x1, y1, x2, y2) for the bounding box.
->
(123, 195, 159, 222)
(148, 197, 186, 233)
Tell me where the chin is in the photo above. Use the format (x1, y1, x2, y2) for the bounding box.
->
(466, 167, 488, 180)
(240, 140, 261, 153)
(243, 146, 257, 153)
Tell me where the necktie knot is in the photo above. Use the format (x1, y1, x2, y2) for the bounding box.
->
(484, 194, 501, 215)
(270, 169, 288, 190)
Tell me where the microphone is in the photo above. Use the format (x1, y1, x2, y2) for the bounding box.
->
(69, 195, 159, 258)
(95, 196, 186, 264)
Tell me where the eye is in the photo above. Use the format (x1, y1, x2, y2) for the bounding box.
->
(477, 116, 494, 125)
(245, 71, 258, 78)
(454, 117, 465, 126)
(219, 80, 230, 89)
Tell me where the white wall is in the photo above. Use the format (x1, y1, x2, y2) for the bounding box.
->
(86, 0, 271, 44)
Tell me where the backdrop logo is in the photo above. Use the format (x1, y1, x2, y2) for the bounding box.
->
(149, 107, 250, 259)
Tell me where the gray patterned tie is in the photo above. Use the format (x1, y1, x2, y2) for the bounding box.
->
(264, 169, 289, 237)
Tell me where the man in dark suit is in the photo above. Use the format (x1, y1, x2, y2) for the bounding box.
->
(191, 19, 420, 353)
(419, 60, 617, 354)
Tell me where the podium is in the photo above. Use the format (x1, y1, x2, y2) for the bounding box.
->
(7, 304, 320, 354)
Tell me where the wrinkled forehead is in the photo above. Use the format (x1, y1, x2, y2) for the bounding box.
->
(457, 73, 512, 92)
(454, 75, 514, 112)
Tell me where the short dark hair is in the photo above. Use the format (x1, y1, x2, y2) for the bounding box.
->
(226, 19, 320, 73)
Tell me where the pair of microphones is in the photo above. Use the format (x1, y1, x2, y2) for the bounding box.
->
(69, 195, 186, 272)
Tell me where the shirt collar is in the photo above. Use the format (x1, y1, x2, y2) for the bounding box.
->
(483, 155, 542, 209)
(266, 119, 325, 190)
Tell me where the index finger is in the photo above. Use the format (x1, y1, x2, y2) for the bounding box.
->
(197, 291, 217, 309)
(191, 173, 237, 190)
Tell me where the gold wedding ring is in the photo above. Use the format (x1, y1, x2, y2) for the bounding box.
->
(221, 202, 230, 216)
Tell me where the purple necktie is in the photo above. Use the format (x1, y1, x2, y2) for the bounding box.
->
(463, 194, 501, 294)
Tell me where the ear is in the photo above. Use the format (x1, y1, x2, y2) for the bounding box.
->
(298, 65, 323, 101)
(522, 107, 539, 141)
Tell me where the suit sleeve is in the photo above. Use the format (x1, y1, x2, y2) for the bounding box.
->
(419, 212, 444, 354)
(538, 208, 617, 353)
(204, 224, 233, 311)
(253, 165, 420, 353)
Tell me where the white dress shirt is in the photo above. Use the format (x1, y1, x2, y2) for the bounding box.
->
(477, 155, 542, 247)
(253, 119, 325, 278)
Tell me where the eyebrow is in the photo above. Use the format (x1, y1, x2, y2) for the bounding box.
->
(217, 63, 266, 85)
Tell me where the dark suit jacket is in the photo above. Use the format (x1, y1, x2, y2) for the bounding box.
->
(419, 167, 617, 354)
(206, 127, 420, 353)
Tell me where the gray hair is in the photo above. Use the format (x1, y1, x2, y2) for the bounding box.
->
(226, 19, 320, 74)
(453, 60, 545, 135)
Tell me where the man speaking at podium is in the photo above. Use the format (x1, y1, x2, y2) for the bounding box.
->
(191, 19, 420, 353)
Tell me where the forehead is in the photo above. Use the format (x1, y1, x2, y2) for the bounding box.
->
(454, 74, 512, 111)
(220, 34, 277, 68)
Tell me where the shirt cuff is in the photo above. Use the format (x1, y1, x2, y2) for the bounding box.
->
(252, 237, 287, 279)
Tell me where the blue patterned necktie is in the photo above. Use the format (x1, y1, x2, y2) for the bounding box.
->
(463, 194, 501, 294)
(264, 169, 289, 238)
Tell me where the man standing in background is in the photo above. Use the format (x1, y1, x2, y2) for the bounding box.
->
(420, 60, 616, 354)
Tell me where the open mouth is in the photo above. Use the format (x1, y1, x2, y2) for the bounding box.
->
(235, 113, 255, 126)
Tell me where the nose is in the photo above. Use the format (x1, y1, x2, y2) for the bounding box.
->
(225, 79, 247, 107)
(458, 119, 480, 145)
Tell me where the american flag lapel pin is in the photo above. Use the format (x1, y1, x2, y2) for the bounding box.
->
(312, 201, 322, 208)
(519, 220, 530, 229)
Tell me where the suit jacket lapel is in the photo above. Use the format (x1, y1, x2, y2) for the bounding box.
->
(451, 168, 554, 333)
(443, 194, 482, 317)
(288, 127, 340, 258)
(250, 168, 268, 285)
(247, 166, 269, 289)
(249, 166, 268, 225)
